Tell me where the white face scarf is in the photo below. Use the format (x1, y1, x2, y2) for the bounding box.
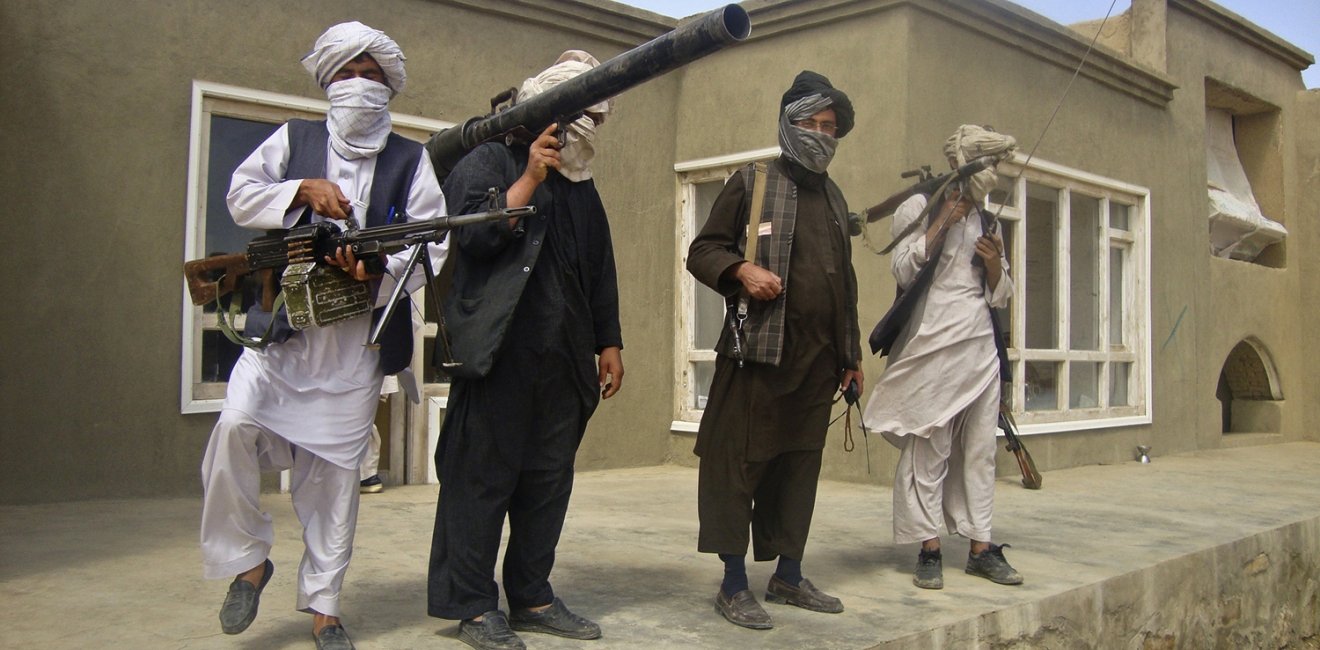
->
(942, 124, 1017, 203)
(557, 115, 598, 182)
(517, 51, 611, 183)
(326, 78, 392, 160)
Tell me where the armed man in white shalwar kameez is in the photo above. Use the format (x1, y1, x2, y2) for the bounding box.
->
(864, 125, 1023, 591)
(198, 22, 447, 650)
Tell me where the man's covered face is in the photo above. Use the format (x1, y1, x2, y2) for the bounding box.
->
(779, 97, 839, 173)
(330, 53, 387, 89)
(325, 53, 393, 159)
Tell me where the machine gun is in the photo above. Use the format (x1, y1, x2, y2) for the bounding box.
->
(424, 4, 751, 180)
(183, 205, 532, 354)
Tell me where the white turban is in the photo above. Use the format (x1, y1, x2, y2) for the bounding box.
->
(516, 50, 611, 119)
(301, 21, 407, 96)
(516, 50, 612, 182)
(943, 124, 1017, 204)
(943, 124, 1016, 166)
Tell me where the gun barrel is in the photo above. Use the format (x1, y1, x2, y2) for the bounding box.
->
(427, 4, 751, 178)
(343, 206, 535, 247)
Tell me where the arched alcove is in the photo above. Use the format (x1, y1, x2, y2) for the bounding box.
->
(1216, 337, 1283, 434)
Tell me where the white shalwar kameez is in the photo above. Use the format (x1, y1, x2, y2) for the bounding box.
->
(200, 122, 447, 616)
(863, 194, 1012, 545)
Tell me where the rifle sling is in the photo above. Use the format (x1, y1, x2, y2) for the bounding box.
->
(736, 162, 770, 319)
(216, 291, 288, 350)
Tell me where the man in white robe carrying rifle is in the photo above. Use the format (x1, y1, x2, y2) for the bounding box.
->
(863, 125, 1024, 591)
(198, 22, 448, 650)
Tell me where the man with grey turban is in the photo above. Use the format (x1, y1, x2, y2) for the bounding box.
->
(200, 21, 446, 650)
(427, 51, 622, 650)
(687, 70, 862, 630)
(863, 124, 1022, 592)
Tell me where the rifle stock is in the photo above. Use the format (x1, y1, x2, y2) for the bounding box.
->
(998, 407, 1042, 490)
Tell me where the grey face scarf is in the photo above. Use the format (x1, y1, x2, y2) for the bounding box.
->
(778, 94, 837, 173)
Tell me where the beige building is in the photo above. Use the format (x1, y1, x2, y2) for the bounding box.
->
(2, 0, 1315, 504)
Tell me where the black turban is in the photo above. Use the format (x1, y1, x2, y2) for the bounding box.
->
(780, 70, 855, 139)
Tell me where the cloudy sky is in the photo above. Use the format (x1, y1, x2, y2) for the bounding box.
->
(615, 0, 1319, 88)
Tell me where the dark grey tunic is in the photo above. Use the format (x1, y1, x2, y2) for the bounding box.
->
(687, 158, 860, 559)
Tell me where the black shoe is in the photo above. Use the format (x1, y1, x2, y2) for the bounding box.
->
(510, 597, 601, 640)
(914, 547, 943, 589)
(458, 611, 526, 650)
(715, 589, 773, 630)
(965, 543, 1023, 585)
(764, 575, 844, 613)
(359, 474, 383, 494)
(313, 624, 355, 650)
(219, 558, 273, 634)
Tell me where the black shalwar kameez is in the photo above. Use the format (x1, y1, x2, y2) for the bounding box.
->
(427, 142, 621, 621)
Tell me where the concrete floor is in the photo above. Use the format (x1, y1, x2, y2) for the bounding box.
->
(2, 442, 1319, 649)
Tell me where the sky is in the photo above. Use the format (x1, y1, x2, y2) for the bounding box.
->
(616, 0, 1319, 88)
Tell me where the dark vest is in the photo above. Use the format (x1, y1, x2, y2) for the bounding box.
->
(284, 119, 422, 376)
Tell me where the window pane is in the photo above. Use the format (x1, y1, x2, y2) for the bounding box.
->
(1069, 361, 1100, 408)
(1110, 361, 1131, 406)
(1109, 247, 1125, 347)
(989, 174, 1017, 207)
(693, 360, 715, 410)
(201, 329, 244, 383)
(207, 116, 280, 255)
(201, 116, 281, 385)
(1025, 360, 1059, 411)
(1024, 183, 1058, 349)
(994, 219, 1014, 343)
(694, 179, 725, 230)
(1070, 194, 1101, 351)
(694, 285, 727, 350)
(1110, 202, 1131, 231)
(693, 179, 730, 350)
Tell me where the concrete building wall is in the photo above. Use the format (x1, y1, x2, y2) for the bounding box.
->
(0, 0, 682, 504)
(1298, 90, 1320, 443)
(2, 0, 1314, 504)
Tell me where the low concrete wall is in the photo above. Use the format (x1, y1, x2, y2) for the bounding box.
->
(880, 517, 1320, 649)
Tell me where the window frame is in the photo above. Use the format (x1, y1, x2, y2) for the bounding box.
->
(990, 153, 1152, 434)
(671, 147, 780, 430)
(179, 80, 451, 414)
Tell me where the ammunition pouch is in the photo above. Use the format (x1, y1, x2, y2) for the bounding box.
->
(280, 262, 372, 330)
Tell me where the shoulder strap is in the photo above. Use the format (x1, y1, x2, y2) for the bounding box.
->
(742, 162, 769, 264)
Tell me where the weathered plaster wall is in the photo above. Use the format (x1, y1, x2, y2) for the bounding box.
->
(1296, 89, 1320, 443)
(1165, 3, 1311, 455)
(0, 0, 680, 503)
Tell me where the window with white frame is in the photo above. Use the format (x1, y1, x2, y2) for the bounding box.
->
(988, 155, 1151, 432)
(180, 81, 451, 413)
(672, 148, 779, 428)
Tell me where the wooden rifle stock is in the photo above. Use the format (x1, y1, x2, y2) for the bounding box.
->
(998, 405, 1042, 489)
